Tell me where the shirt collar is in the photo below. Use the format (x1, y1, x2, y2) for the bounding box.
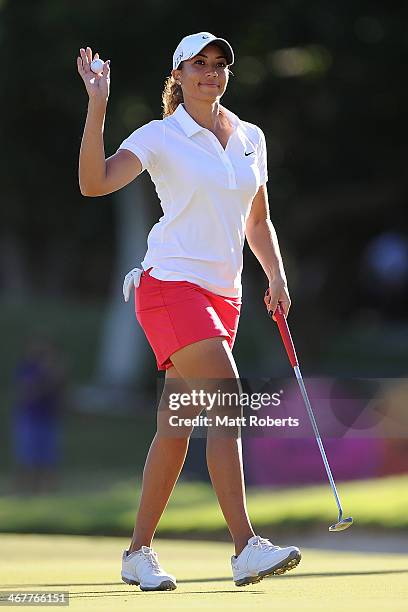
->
(173, 102, 240, 137)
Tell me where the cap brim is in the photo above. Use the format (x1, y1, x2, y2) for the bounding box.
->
(195, 37, 234, 66)
(212, 38, 234, 65)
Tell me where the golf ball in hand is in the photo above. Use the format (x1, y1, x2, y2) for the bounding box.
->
(90, 58, 104, 74)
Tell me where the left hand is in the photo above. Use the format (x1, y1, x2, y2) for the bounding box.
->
(264, 277, 291, 321)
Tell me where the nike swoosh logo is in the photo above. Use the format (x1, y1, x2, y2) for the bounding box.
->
(245, 151, 254, 156)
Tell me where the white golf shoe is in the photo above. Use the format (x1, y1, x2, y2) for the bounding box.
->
(121, 545, 177, 591)
(231, 535, 301, 586)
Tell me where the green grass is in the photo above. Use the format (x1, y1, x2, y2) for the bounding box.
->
(1, 534, 408, 611)
(0, 474, 407, 536)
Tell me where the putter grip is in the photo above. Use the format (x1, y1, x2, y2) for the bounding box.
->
(274, 303, 299, 368)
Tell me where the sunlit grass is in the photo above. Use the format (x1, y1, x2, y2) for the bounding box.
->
(0, 474, 406, 536)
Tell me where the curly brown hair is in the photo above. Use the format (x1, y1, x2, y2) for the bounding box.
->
(162, 74, 184, 118)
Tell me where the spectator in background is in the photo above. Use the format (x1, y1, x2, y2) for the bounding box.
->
(10, 335, 67, 495)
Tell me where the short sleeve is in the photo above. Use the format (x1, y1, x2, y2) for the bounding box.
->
(256, 126, 268, 185)
(118, 120, 163, 174)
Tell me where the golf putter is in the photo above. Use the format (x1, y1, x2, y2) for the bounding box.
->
(264, 291, 353, 532)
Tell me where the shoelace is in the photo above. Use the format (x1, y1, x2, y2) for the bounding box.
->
(143, 549, 162, 572)
(232, 536, 280, 567)
(251, 536, 279, 550)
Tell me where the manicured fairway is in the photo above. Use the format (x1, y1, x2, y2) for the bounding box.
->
(0, 534, 407, 611)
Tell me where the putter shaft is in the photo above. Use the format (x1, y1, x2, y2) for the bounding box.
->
(269, 299, 350, 526)
(294, 364, 344, 522)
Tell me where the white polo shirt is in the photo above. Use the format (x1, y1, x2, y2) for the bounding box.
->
(119, 102, 268, 298)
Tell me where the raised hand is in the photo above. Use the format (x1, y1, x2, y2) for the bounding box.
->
(77, 46, 110, 103)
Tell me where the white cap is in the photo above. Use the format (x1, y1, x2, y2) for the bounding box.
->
(173, 31, 234, 70)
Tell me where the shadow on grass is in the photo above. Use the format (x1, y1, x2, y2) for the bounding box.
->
(2, 568, 408, 591)
(287, 569, 408, 578)
(68, 590, 261, 597)
(0, 586, 261, 600)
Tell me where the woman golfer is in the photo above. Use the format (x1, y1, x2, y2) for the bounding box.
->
(77, 31, 301, 591)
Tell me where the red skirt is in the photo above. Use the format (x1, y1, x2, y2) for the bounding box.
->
(135, 267, 241, 371)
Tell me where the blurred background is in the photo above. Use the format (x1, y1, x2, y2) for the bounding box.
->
(0, 1, 407, 538)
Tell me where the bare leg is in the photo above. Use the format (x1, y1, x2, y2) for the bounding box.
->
(206, 436, 254, 556)
(128, 367, 192, 553)
(170, 337, 255, 556)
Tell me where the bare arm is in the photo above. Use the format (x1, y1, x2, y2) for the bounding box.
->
(246, 184, 291, 318)
(79, 101, 142, 196)
(77, 46, 142, 197)
(78, 98, 107, 195)
(246, 185, 287, 281)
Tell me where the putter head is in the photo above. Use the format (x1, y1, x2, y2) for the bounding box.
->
(329, 516, 353, 532)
